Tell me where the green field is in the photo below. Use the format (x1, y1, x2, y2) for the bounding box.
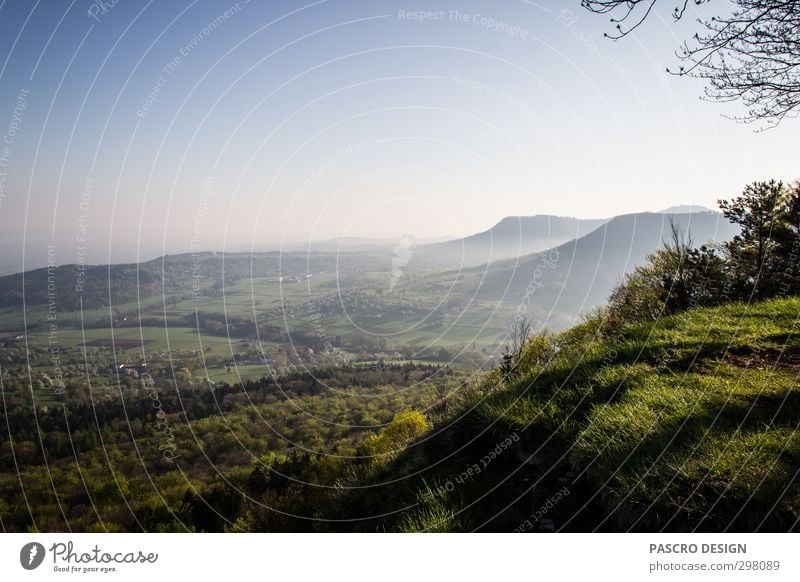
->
(25, 326, 249, 354)
(6, 264, 517, 354)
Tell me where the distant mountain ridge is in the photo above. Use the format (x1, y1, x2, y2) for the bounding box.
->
(412, 215, 609, 267)
(244, 235, 457, 254)
(0, 251, 388, 311)
(446, 210, 740, 329)
(659, 204, 714, 214)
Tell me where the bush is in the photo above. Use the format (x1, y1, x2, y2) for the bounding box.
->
(516, 334, 558, 378)
(363, 410, 431, 461)
(605, 223, 729, 330)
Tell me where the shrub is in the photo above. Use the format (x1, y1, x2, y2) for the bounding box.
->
(516, 333, 558, 378)
(605, 223, 729, 330)
(363, 410, 431, 461)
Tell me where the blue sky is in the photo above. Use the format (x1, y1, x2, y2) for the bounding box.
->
(0, 0, 798, 264)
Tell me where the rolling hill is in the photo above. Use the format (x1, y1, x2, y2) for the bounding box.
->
(0, 251, 389, 311)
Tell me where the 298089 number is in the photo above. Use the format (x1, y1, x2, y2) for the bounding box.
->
(736, 560, 780, 571)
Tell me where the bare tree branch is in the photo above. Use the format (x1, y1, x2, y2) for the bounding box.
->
(582, 0, 800, 128)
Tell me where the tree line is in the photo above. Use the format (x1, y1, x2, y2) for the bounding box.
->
(606, 180, 800, 327)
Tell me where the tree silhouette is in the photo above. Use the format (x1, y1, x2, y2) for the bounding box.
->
(720, 180, 796, 298)
(582, 0, 800, 128)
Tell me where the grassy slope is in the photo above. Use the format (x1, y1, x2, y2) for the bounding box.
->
(338, 296, 800, 532)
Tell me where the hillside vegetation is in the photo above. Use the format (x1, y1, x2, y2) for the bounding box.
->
(340, 181, 800, 532)
(341, 296, 800, 532)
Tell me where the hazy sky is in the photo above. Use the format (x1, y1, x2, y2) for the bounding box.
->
(0, 0, 798, 265)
